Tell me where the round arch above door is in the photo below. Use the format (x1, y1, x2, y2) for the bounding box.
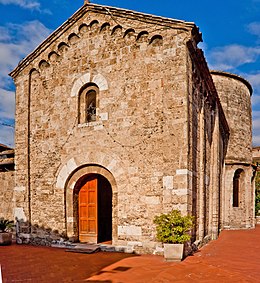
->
(65, 165, 118, 243)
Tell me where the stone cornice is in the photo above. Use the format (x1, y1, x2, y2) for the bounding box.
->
(225, 161, 253, 167)
(9, 3, 201, 79)
(87, 3, 197, 30)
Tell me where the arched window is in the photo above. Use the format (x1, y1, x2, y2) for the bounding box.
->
(233, 169, 244, 207)
(86, 89, 96, 122)
(78, 83, 98, 124)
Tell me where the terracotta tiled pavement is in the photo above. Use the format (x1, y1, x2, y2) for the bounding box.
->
(1, 225, 260, 282)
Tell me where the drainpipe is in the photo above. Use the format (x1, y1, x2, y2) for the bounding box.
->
(27, 70, 33, 233)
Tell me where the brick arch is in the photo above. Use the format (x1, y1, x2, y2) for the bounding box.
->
(55, 150, 127, 190)
(65, 165, 119, 241)
(70, 73, 108, 97)
(149, 34, 163, 46)
(55, 151, 128, 241)
(136, 31, 149, 42)
(38, 59, 50, 70)
(100, 22, 110, 33)
(68, 32, 80, 45)
(124, 28, 136, 38)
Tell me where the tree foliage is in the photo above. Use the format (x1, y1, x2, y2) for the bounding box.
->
(256, 171, 260, 216)
(153, 210, 194, 244)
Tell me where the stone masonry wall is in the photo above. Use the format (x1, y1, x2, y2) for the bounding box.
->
(12, 6, 201, 251)
(186, 49, 228, 242)
(12, 4, 230, 252)
(222, 164, 255, 228)
(0, 171, 14, 220)
(212, 71, 255, 229)
(211, 72, 252, 163)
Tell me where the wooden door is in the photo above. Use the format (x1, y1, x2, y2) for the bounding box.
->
(79, 177, 97, 243)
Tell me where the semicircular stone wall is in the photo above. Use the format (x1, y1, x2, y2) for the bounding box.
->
(211, 71, 252, 163)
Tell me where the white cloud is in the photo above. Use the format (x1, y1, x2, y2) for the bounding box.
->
(253, 136, 260, 146)
(0, 20, 51, 146)
(0, 125, 14, 147)
(252, 117, 260, 146)
(253, 118, 260, 131)
(0, 20, 51, 88)
(252, 95, 260, 106)
(247, 72, 260, 88)
(253, 117, 260, 145)
(207, 44, 260, 71)
(198, 42, 207, 51)
(246, 73, 260, 146)
(0, 27, 11, 41)
(0, 89, 15, 120)
(252, 96, 260, 146)
(0, 0, 40, 10)
(0, 0, 51, 14)
(244, 72, 260, 108)
(0, 86, 15, 147)
(253, 110, 260, 119)
(248, 22, 260, 39)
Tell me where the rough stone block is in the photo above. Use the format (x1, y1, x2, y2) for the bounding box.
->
(163, 176, 173, 190)
(118, 225, 142, 236)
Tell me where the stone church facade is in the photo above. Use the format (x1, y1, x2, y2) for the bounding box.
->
(6, 2, 255, 253)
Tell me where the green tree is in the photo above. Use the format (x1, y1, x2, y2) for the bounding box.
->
(255, 170, 260, 216)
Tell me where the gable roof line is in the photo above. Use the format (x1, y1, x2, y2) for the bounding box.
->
(9, 4, 86, 79)
(10, 3, 200, 79)
(89, 3, 196, 27)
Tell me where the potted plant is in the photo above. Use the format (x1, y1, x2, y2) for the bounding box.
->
(154, 209, 194, 261)
(0, 218, 14, 245)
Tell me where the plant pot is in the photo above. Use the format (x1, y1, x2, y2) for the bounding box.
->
(164, 243, 184, 262)
(0, 232, 12, 245)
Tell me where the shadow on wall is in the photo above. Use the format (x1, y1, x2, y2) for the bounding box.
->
(15, 219, 69, 246)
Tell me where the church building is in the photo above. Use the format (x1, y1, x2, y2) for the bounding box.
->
(6, 1, 255, 253)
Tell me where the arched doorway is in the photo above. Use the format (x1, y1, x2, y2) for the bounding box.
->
(76, 174, 112, 243)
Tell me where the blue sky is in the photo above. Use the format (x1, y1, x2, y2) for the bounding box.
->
(0, 0, 260, 147)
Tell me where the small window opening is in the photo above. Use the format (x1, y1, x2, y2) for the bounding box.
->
(233, 169, 243, 207)
(86, 89, 96, 122)
(78, 83, 98, 124)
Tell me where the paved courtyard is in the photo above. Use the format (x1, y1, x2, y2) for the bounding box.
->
(1, 225, 260, 282)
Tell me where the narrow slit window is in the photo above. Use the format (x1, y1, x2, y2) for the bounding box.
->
(233, 174, 239, 207)
(233, 169, 243, 207)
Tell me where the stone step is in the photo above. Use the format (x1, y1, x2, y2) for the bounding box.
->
(66, 247, 100, 254)
(52, 241, 133, 254)
(65, 244, 101, 254)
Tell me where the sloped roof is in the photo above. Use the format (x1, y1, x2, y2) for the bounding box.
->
(10, 3, 201, 78)
(0, 143, 13, 152)
(0, 144, 14, 169)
